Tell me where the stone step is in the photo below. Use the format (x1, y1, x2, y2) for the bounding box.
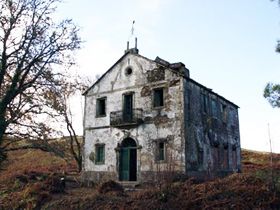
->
(118, 181, 139, 189)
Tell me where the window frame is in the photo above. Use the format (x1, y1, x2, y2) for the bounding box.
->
(96, 97, 107, 118)
(153, 87, 164, 108)
(95, 144, 105, 165)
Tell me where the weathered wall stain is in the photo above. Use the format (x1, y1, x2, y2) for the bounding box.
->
(140, 86, 151, 97)
(147, 67, 165, 82)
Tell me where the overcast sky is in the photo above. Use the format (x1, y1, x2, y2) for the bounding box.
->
(57, 0, 280, 152)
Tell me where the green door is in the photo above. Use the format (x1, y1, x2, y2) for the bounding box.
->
(119, 138, 137, 181)
(120, 148, 130, 181)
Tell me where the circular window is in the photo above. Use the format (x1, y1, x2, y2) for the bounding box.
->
(125, 67, 133, 76)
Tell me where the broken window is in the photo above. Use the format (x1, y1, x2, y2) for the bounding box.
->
(95, 144, 105, 164)
(96, 97, 106, 117)
(153, 88, 164, 108)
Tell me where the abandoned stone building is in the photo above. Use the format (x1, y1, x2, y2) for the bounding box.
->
(82, 39, 241, 183)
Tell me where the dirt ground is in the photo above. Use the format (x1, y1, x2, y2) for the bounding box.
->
(0, 149, 280, 210)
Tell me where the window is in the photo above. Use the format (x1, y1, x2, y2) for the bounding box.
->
(125, 67, 133, 76)
(153, 88, 164, 108)
(155, 141, 165, 161)
(158, 142, 165, 161)
(123, 93, 133, 122)
(96, 97, 106, 117)
(95, 144, 105, 164)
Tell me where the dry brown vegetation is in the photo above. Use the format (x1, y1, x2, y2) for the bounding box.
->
(0, 148, 280, 210)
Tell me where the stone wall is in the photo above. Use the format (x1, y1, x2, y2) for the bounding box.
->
(184, 78, 241, 174)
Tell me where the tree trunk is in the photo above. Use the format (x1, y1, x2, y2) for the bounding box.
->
(65, 113, 82, 172)
(0, 116, 7, 165)
(77, 157, 82, 172)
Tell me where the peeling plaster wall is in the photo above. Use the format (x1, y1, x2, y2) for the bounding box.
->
(83, 53, 185, 182)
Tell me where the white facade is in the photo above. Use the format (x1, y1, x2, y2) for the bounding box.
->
(82, 47, 241, 183)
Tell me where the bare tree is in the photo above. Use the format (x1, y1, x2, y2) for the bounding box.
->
(0, 0, 81, 165)
(48, 76, 91, 172)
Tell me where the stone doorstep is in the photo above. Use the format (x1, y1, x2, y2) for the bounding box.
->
(117, 181, 140, 189)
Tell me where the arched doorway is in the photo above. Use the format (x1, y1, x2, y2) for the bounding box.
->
(119, 138, 137, 181)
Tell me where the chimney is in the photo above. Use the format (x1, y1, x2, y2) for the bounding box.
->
(124, 41, 130, 54)
(124, 37, 139, 54)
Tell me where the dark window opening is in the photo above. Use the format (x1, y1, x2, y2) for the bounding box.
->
(125, 67, 133, 75)
(123, 93, 133, 122)
(153, 88, 164, 108)
(156, 142, 165, 161)
(95, 144, 105, 164)
(96, 98, 106, 117)
(159, 142, 165, 161)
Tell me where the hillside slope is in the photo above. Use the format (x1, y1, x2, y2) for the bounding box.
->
(0, 148, 279, 209)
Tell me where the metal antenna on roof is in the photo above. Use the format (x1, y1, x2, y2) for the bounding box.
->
(127, 20, 136, 41)
(125, 20, 138, 54)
